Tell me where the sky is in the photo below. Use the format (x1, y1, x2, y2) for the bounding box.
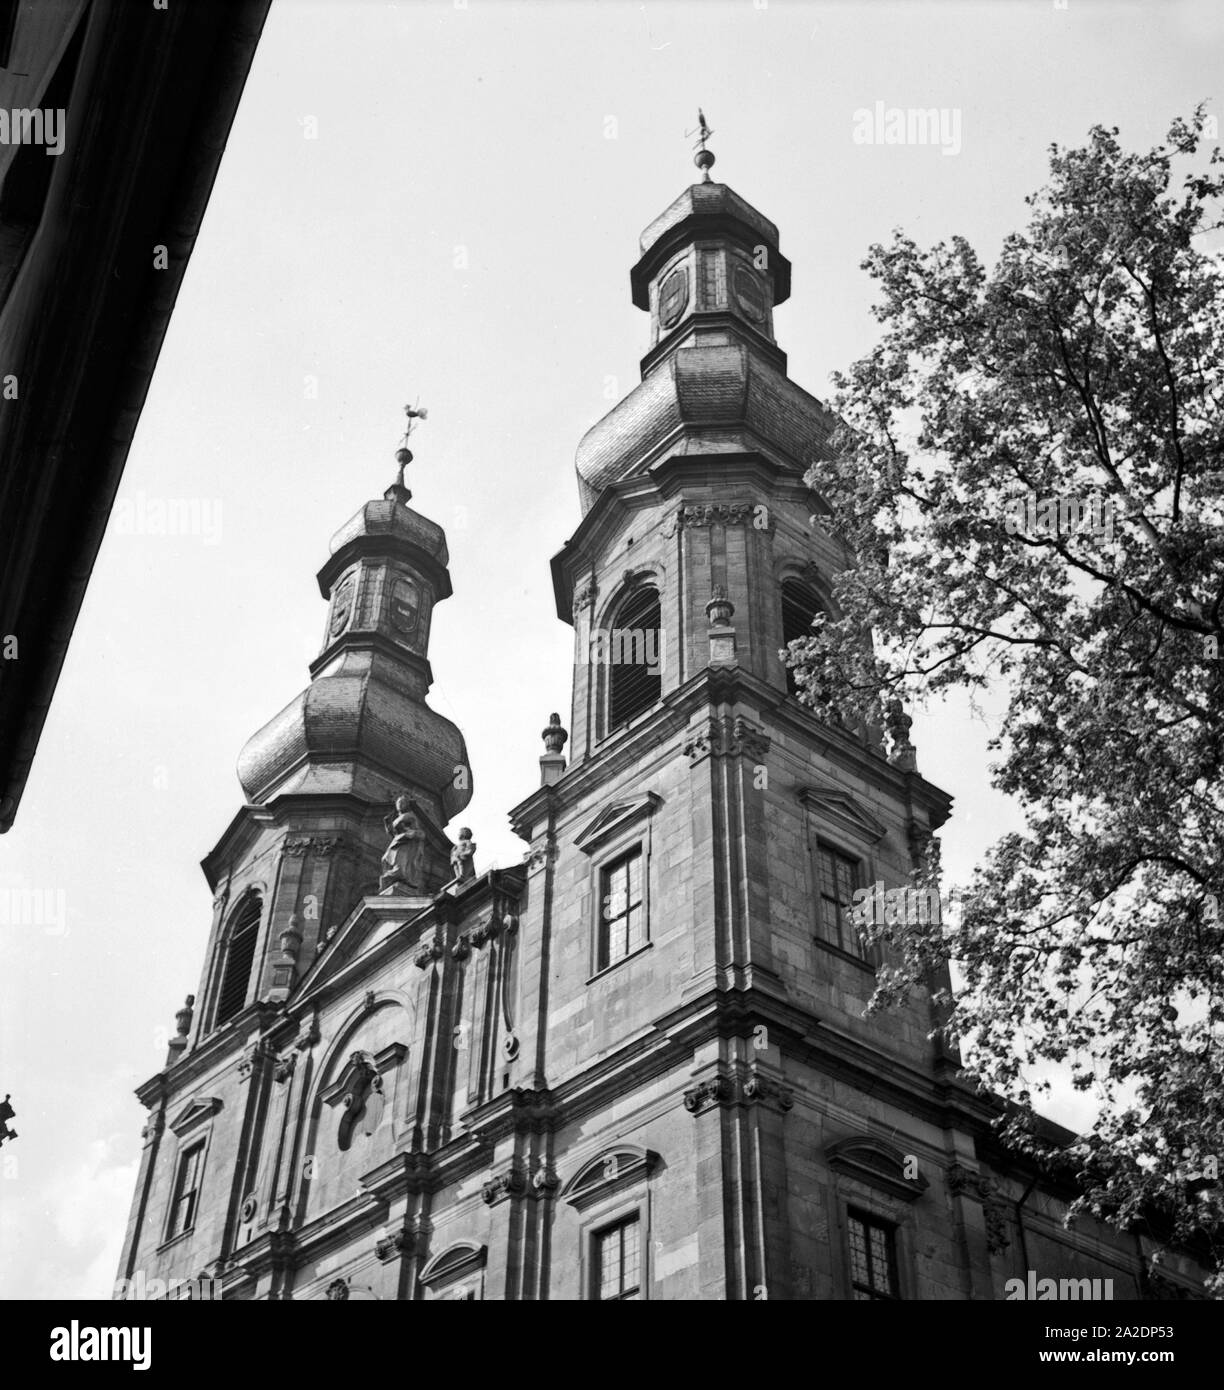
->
(2, 0, 1222, 1300)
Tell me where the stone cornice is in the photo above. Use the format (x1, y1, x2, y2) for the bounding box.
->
(516, 695, 692, 830)
(201, 796, 381, 892)
(707, 666, 954, 825)
(315, 529, 453, 604)
(630, 208, 790, 305)
(517, 667, 950, 829)
(533, 985, 995, 1146)
(270, 1190, 388, 1270)
(681, 1066, 795, 1117)
(638, 312, 788, 377)
(306, 629, 435, 686)
(356, 1151, 431, 1205)
(552, 447, 822, 622)
(507, 783, 556, 843)
(290, 869, 525, 1012)
(459, 1087, 557, 1148)
(139, 1001, 290, 1102)
(682, 714, 771, 767)
(221, 1228, 297, 1292)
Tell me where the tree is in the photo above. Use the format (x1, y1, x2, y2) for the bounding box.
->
(790, 110, 1224, 1289)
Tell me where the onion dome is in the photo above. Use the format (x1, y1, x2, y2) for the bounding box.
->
(237, 421, 473, 826)
(573, 151, 842, 515)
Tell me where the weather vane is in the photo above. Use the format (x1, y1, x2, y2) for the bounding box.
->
(389, 400, 428, 503)
(686, 108, 715, 182)
(402, 400, 428, 443)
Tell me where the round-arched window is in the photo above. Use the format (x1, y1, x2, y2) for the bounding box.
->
(781, 578, 827, 698)
(606, 586, 662, 730)
(214, 894, 261, 1026)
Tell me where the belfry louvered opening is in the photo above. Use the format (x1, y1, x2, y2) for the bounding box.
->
(781, 578, 826, 697)
(214, 895, 261, 1026)
(607, 586, 662, 730)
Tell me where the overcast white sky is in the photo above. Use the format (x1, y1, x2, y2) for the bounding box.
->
(2, 0, 1221, 1300)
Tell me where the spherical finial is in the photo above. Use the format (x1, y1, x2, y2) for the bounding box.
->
(691, 108, 715, 183)
(385, 446, 413, 504)
(387, 403, 427, 504)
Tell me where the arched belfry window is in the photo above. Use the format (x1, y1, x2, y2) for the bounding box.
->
(781, 577, 827, 698)
(214, 894, 261, 1027)
(605, 586, 662, 731)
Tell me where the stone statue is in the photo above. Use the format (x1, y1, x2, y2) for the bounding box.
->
(380, 795, 426, 892)
(174, 994, 195, 1039)
(885, 698, 917, 771)
(450, 827, 476, 883)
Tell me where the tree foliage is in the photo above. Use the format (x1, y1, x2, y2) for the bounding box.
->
(791, 110, 1224, 1288)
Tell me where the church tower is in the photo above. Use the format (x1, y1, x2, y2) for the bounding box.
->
(202, 421, 473, 1025)
(117, 134, 1192, 1302)
(510, 132, 963, 1300)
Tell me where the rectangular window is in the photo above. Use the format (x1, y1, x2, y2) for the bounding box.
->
(815, 842, 864, 957)
(594, 1214, 641, 1300)
(167, 1143, 205, 1239)
(598, 847, 644, 970)
(699, 248, 725, 310)
(848, 1210, 898, 1300)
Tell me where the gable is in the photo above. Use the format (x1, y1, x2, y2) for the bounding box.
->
(290, 896, 432, 1006)
(799, 784, 887, 845)
(573, 792, 662, 855)
(825, 1136, 928, 1201)
(168, 1095, 222, 1137)
(560, 1145, 658, 1209)
(419, 1242, 486, 1287)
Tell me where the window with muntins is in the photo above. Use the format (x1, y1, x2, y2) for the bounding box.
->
(167, 1143, 205, 1239)
(598, 848, 644, 970)
(848, 1210, 899, 1300)
(594, 1214, 641, 1300)
(606, 587, 661, 730)
(215, 895, 260, 1026)
(816, 842, 865, 958)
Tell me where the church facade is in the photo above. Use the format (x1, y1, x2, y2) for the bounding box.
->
(116, 156, 1203, 1301)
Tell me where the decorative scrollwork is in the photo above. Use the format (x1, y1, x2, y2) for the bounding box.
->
(414, 939, 443, 969)
(482, 1165, 527, 1206)
(683, 1076, 730, 1114)
(375, 1229, 414, 1263)
(675, 502, 762, 529)
(742, 1075, 794, 1110)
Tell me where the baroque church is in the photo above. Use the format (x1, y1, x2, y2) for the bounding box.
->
(116, 143, 1204, 1301)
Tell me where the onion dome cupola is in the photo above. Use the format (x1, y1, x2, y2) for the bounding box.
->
(236, 409, 473, 828)
(574, 116, 837, 515)
(631, 125, 790, 367)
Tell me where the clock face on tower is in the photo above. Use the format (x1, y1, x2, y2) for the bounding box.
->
(732, 264, 767, 323)
(329, 574, 356, 638)
(390, 577, 420, 638)
(658, 267, 689, 329)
